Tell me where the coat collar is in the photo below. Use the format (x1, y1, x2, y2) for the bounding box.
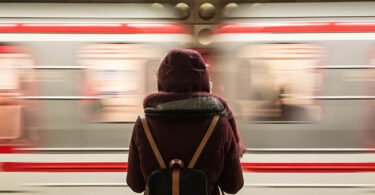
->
(143, 92, 231, 117)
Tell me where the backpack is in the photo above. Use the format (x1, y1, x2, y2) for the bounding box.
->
(139, 114, 220, 195)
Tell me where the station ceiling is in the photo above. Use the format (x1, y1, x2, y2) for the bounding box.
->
(0, 0, 374, 3)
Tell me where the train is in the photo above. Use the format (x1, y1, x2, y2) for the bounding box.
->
(212, 2, 375, 194)
(0, 2, 374, 195)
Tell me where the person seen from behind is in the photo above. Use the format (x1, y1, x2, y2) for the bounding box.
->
(127, 49, 245, 195)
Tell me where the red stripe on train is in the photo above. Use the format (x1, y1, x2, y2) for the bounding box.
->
(0, 146, 15, 153)
(2, 162, 375, 173)
(1, 162, 128, 172)
(241, 163, 375, 173)
(216, 22, 375, 34)
(0, 146, 33, 154)
(0, 23, 190, 34)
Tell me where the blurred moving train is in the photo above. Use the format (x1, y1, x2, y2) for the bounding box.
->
(214, 1, 375, 149)
(0, 3, 192, 149)
(0, 3, 193, 194)
(212, 2, 375, 194)
(0, 2, 375, 195)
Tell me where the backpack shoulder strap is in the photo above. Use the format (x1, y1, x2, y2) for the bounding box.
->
(188, 114, 220, 169)
(139, 116, 167, 169)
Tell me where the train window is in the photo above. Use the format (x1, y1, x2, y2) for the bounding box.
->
(363, 49, 375, 147)
(77, 44, 161, 122)
(236, 44, 325, 122)
(0, 46, 35, 140)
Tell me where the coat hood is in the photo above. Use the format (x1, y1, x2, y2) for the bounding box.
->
(144, 49, 246, 156)
(157, 49, 210, 93)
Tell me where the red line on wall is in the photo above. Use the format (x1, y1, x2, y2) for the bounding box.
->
(0, 23, 190, 34)
(2, 162, 375, 173)
(0, 46, 30, 53)
(215, 22, 375, 34)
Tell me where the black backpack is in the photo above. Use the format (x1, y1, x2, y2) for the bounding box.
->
(139, 115, 220, 195)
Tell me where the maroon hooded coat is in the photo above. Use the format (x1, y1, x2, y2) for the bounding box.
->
(126, 49, 244, 195)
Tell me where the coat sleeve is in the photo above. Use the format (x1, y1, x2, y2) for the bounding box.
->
(219, 119, 244, 194)
(126, 119, 146, 193)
